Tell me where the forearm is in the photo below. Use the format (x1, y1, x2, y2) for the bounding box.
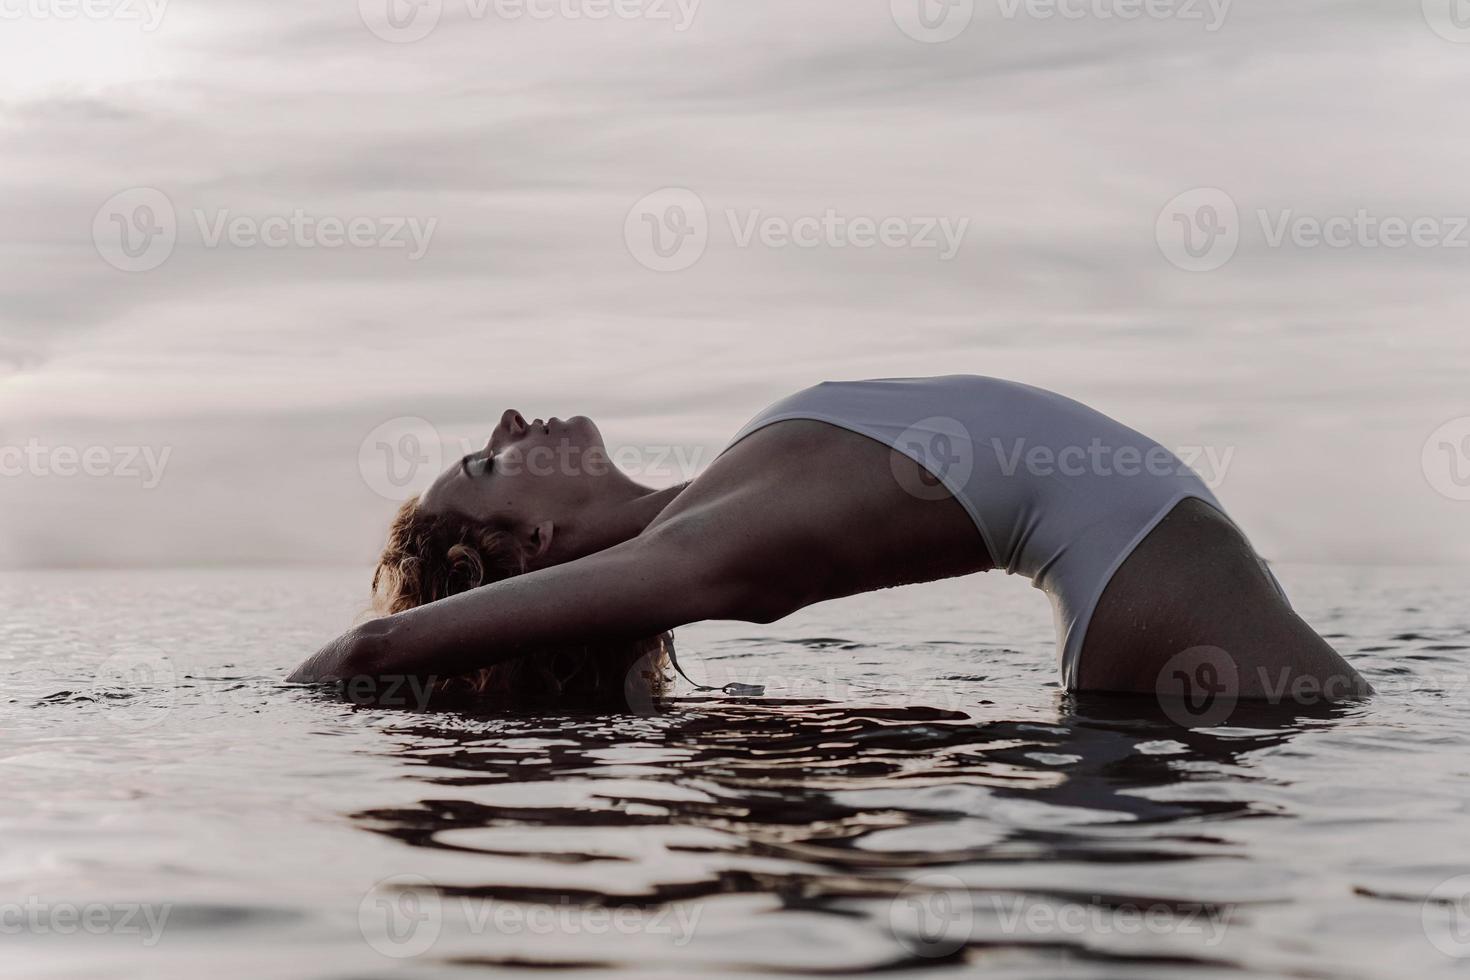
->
(289, 531, 734, 683)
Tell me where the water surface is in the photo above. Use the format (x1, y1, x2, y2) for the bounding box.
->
(3, 565, 1467, 978)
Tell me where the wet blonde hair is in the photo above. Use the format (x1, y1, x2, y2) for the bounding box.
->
(372, 496, 671, 706)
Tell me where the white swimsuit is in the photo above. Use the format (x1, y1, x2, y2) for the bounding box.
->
(724, 375, 1283, 690)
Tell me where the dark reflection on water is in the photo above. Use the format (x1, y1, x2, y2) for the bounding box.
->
(341, 692, 1368, 972)
(7, 567, 1463, 978)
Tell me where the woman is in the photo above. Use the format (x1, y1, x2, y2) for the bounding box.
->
(290, 375, 1370, 704)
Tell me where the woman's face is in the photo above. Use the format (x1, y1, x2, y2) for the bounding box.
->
(419, 408, 613, 538)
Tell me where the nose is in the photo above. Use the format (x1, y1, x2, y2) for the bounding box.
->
(488, 409, 527, 450)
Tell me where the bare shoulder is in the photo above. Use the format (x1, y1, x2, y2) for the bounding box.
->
(643, 420, 992, 621)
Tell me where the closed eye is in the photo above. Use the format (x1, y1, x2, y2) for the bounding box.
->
(461, 454, 492, 478)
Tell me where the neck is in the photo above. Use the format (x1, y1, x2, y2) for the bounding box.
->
(575, 479, 688, 555)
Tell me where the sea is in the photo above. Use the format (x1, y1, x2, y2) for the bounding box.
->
(2, 563, 1468, 979)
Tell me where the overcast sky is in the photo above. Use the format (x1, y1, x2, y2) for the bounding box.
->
(1, 0, 1467, 568)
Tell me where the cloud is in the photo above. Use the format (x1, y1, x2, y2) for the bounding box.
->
(1, 0, 1467, 566)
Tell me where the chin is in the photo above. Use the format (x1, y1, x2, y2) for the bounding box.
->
(569, 415, 603, 445)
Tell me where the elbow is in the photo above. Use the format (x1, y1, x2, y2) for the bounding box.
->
(289, 621, 391, 683)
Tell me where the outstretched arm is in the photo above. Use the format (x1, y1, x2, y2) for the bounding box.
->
(287, 524, 751, 683)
